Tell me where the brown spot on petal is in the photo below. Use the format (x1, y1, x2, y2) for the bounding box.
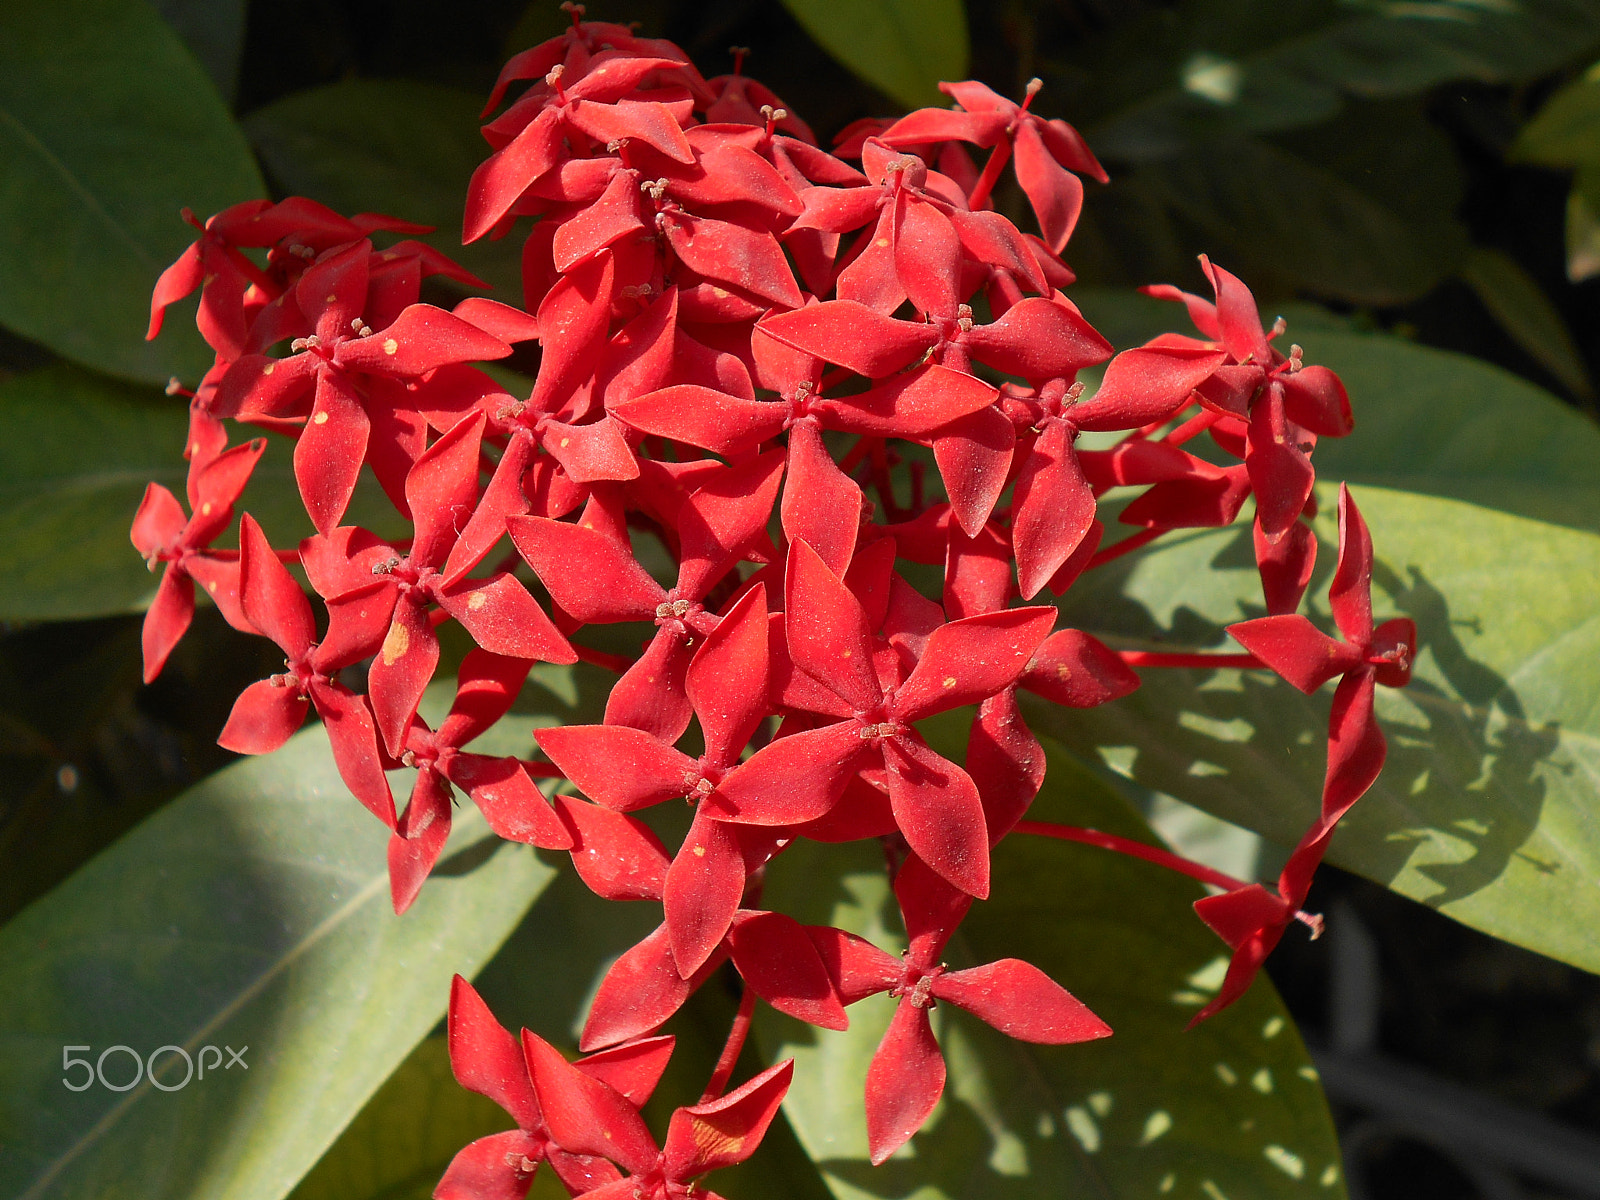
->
(381, 621, 410, 665)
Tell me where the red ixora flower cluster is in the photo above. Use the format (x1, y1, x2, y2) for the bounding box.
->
(135, 3, 1415, 1183)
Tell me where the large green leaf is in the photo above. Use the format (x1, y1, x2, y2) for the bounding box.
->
(1033, 483, 1600, 976)
(1460, 245, 1593, 401)
(0, 0, 265, 384)
(1513, 60, 1600, 167)
(757, 743, 1344, 1199)
(0, 724, 554, 1200)
(776, 0, 968, 109)
(0, 366, 405, 621)
(1080, 0, 1600, 161)
(244, 80, 521, 300)
(150, 0, 246, 103)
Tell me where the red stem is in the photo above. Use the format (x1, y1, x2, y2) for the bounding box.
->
(572, 644, 633, 674)
(700, 985, 758, 1103)
(1014, 821, 1249, 893)
(1164, 408, 1222, 446)
(1085, 527, 1162, 569)
(1119, 651, 1262, 670)
(966, 138, 1015, 212)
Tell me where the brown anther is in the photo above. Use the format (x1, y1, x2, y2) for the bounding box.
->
(1066, 381, 1086, 401)
(165, 376, 184, 396)
(1296, 909, 1325, 940)
(546, 64, 565, 86)
(371, 556, 402, 576)
(1287, 343, 1304, 372)
(693, 776, 716, 797)
(1270, 315, 1289, 338)
(606, 137, 629, 153)
(771, 107, 788, 122)
(560, 1, 585, 13)
(1025, 77, 1044, 97)
(904, 974, 938, 1009)
(399, 750, 417, 769)
(288, 243, 315, 259)
(640, 178, 669, 202)
(956, 303, 974, 334)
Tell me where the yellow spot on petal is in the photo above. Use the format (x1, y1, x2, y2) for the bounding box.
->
(1263, 1016, 1284, 1038)
(1264, 1146, 1304, 1180)
(1214, 1062, 1237, 1086)
(942, 676, 957, 689)
(693, 845, 706, 857)
(206, 580, 217, 593)
(381, 621, 410, 666)
(560, 437, 571, 448)
(875, 237, 890, 248)
(711, 286, 729, 298)
(325, 292, 337, 303)
(841, 649, 852, 658)
(1055, 664, 1072, 680)
(200, 501, 213, 516)
(1139, 1110, 1171, 1144)
(313, 411, 329, 425)
(468, 591, 488, 611)
(383, 338, 399, 355)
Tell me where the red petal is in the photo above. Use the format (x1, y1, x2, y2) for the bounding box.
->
(298, 240, 370, 343)
(932, 405, 1014, 537)
(552, 169, 646, 272)
(893, 607, 1057, 723)
(824, 363, 997, 437)
(536, 724, 696, 811)
(663, 215, 803, 310)
(934, 959, 1111, 1043)
(663, 1059, 794, 1178)
(963, 295, 1111, 380)
(1281, 365, 1352, 438)
(367, 596, 440, 757)
(523, 1030, 658, 1173)
(728, 912, 848, 1031)
(604, 630, 696, 743)
(664, 808, 747, 975)
(883, 735, 989, 898)
(528, 253, 615, 415)
(1012, 121, 1082, 254)
(1255, 517, 1318, 616)
(804, 924, 900, 1004)
(539, 416, 640, 484)
(443, 435, 535, 585)
(784, 538, 881, 712)
(892, 193, 961, 317)
(218, 678, 308, 755)
(453, 296, 542, 344)
(451, 753, 573, 849)
(758, 300, 935, 377)
(447, 974, 541, 1129)
(508, 515, 664, 624)
(439, 573, 577, 663)
(1201, 257, 1272, 367)
(781, 422, 863, 579)
(555, 794, 672, 901)
(1020, 629, 1140, 707)
(574, 1034, 677, 1107)
(1322, 669, 1385, 825)
(864, 1002, 944, 1165)
(686, 583, 770, 763)
(1330, 483, 1375, 646)
(965, 690, 1044, 841)
(186, 439, 266, 546)
(238, 513, 314, 658)
(388, 768, 453, 913)
(1010, 422, 1096, 599)
(406, 411, 484, 569)
(339, 305, 511, 376)
(613, 384, 786, 455)
(579, 923, 719, 1050)
(464, 111, 564, 242)
(141, 564, 195, 684)
(566, 97, 694, 163)
(130, 482, 185, 558)
(1227, 615, 1361, 694)
(708, 721, 873, 825)
(434, 1129, 544, 1200)
(294, 370, 370, 535)
(309, 681, 397, 828)
(1070, 346, 1226, 431)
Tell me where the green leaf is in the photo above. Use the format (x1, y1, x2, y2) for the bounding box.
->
(1460, 245, 1594, 400)
(1072, 291, 1600, 534)
(0, 0, 265, 384)
(1104, 109, 1467, 305)
(244, 80, 522, 299)
(0, 366, 405, 621)
(757, 743, 1345, 1199)
(1034, 483, 1600, 977)
(0, 724, 554, 1200)
(1513, 60, 1600, 167)
(1085, 0, 1600, 161)
(150, 0, 246, 103)
(286, 1037, 523, 1200)
(776, 0, 969, 109)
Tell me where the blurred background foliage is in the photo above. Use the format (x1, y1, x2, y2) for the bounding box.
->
(6, 2, 1600, 1199)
